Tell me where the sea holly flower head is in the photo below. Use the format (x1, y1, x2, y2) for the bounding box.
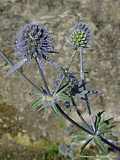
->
(15, 22, 55, 61)
(7, 22, 55, 76)
(69, 21, 92, 49)
(1, 19, 120, 156)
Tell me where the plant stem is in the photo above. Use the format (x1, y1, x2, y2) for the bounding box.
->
(55, 103, 93, 135)
(79, 48, 94, 132)
(79, 48, 92, 115)
(54, 51, 77, 94)
(35, 57, 51, 95)
(79, 51, 91, 115)
(81, 138, 93, 152)
(70, 95, 93, 131)
(82, 80, 96, 133)
(0, 50, 42, 92)
(99, 135, 120, 152)
(80, 47, 84, 80)
(82, 80, 92, 115)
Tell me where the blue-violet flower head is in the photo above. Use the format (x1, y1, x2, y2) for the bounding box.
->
(15, 22, 55, 61)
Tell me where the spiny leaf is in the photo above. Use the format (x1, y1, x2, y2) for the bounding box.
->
(57, 92, 71, 102)
(52, 105, 59, 114)
(98, 120, 115, 134)
(94, 111, 104, 131)
(56, 82, 70, 94)
(32, 97, 43, 110)
(81, 138, 93, 153)
(94, 136, 108, 154)
(71, 130, 87, 142)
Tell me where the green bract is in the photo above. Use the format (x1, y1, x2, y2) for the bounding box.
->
(67, 21, 92, 49)
(71, 31, 87, 48)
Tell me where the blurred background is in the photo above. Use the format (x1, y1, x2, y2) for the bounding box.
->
(0, 0, 120, 159)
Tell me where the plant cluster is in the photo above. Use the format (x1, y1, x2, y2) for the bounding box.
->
(0, 21, 120, 159)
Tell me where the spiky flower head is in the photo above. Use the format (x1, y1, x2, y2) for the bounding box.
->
(15, 22, 55, 61)
(69, 21, 92, 49)
(7, 22, 55, 76)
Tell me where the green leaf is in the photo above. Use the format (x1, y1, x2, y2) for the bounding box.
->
(99, 118, 114, 134)
(94, 136, 108, 154)
(51, 104, 60, 114)
(56, 82, 70, 94)
(57, 92, 71, 102)
(32, 97, 43, 110)
(71, 130, 87, 142)
(81, 138, 93, 153)
(94, 111, 104, 131)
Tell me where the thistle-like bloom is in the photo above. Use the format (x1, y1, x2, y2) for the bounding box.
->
(7, 22, 55, 75)
(68, 21, 92, 49)
(15, 22, 54, 60)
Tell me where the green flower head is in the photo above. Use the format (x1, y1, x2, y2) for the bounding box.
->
(69, 21, 92, 49)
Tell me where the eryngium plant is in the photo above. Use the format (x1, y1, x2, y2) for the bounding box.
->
(0, 21, 120, 158)
(7, 22, 56, 77)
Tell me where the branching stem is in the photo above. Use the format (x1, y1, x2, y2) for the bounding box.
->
(55, 103, 93, 135)
(35, 57, 51, 95)
(0, 50, 42, 92)
(70, 95, 93, 131)
(99, 135, 120, 152)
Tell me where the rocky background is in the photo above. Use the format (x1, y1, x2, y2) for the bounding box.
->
(0, 0, 120, 159)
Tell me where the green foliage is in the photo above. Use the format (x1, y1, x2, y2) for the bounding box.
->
(94, 136, 108, 154)
(32, 96, 43, 110)
(70, 111, 117, 155)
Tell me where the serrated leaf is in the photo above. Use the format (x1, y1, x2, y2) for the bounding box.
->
(95, 111, 104, 131)
(56, 82, 70, 94)
(71, 130, 87, 142)
(32, 97, 43, 109)
(99, 118, 114, 134)
(57, 92, 71, 101)
(51, 104, 60, 114)
(81, 138, 93, 153)
(94, 136, 108, 154)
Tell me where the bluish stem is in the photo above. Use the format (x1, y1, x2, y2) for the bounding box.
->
(53, 51, 77, 95)
(35, 57, 51, 95)
(79, 48, 94, 133)
(99, 135, 120, 152)
(0, 50, 42, 92)
(70, 95, 93, 131)
(80, 47, 84, 80)
(79, 48, 92, 115)
(55, 103, 94, 135)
